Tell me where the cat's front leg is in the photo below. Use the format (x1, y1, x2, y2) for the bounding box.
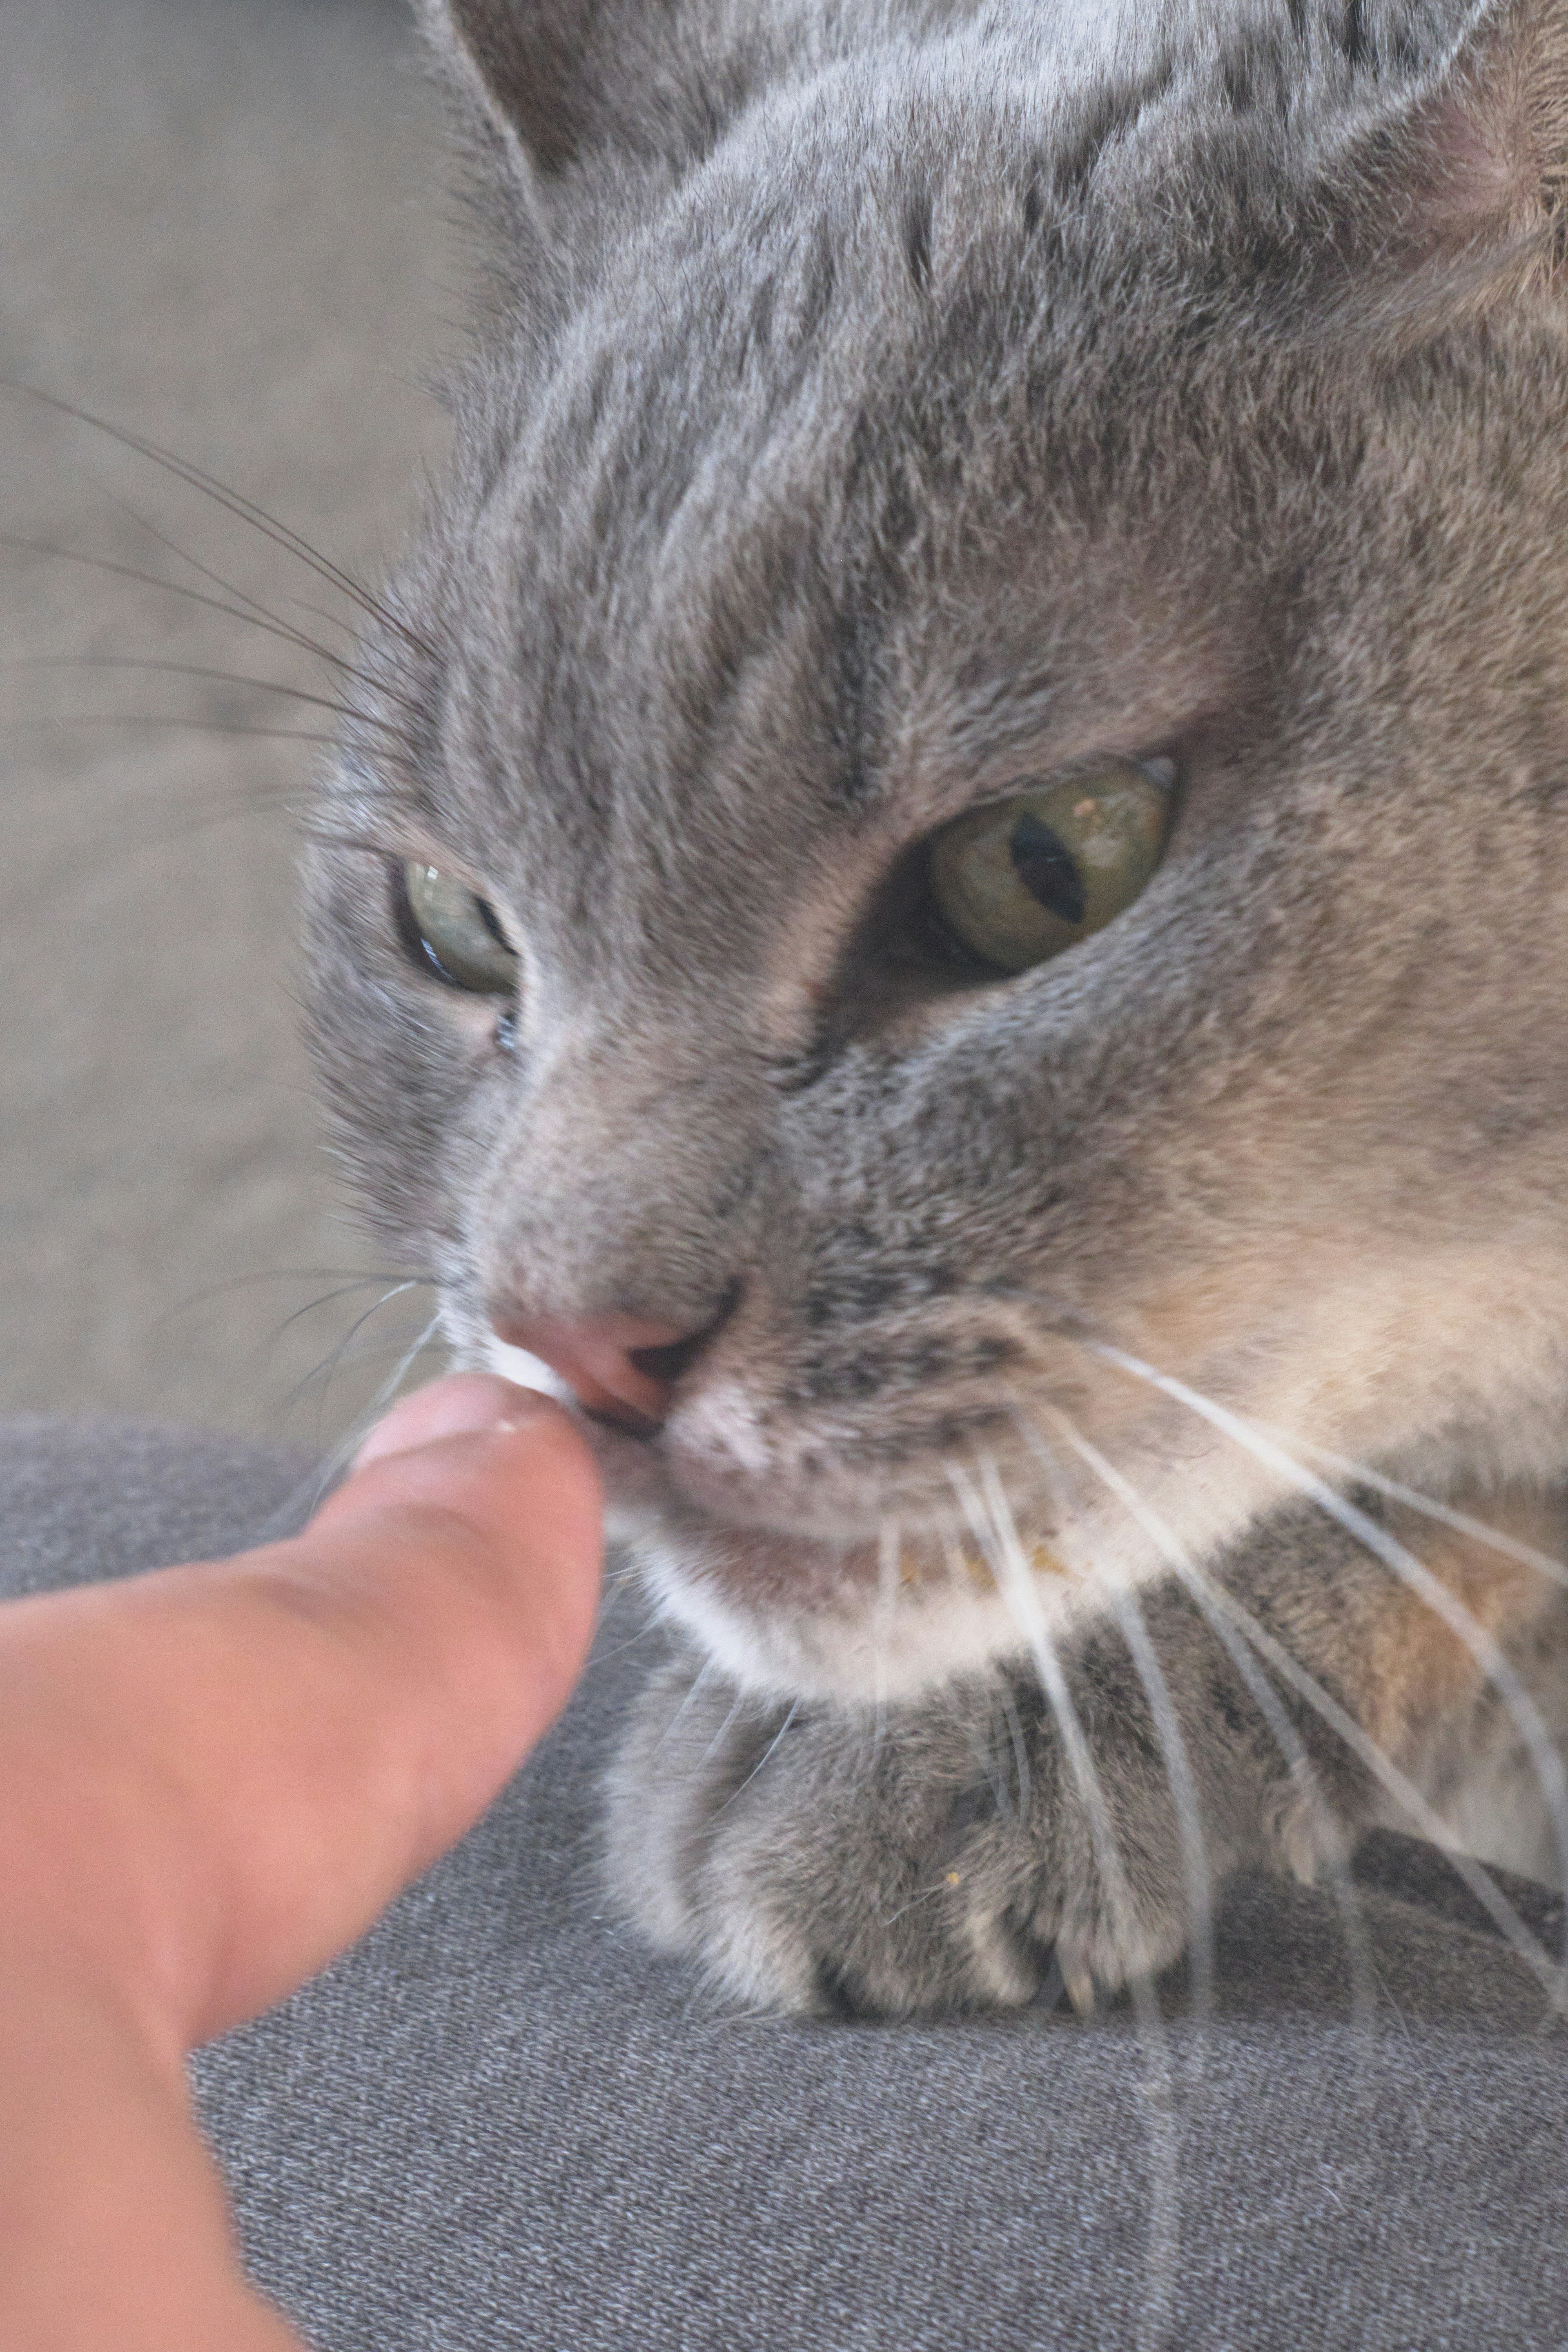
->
(606, 1494, 1567, 2017)
(605, 1569, 1347, 2018)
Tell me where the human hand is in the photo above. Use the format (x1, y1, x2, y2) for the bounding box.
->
(0, 1374, 603, 2352)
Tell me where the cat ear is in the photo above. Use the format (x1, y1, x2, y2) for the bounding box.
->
(418, 0, 748, 185)
(1360, 0, 1568, 276)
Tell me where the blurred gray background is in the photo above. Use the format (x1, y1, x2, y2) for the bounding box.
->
(0, 0, 460, 1442)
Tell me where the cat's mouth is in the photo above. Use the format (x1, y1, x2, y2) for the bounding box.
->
(477, 1329, 1127, 1697)
(604, 1467, 1091, 1702)
(473, 1317, 1327, 1701)
(474, 1325, 1059, 1684)
(486, 1327, 1042, 1558)
(483, 1322, 993, 1537)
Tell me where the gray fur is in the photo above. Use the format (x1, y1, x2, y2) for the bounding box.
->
(304, 0, 1568, 2010)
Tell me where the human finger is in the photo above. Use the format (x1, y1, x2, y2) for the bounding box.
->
(0, 1376, 604, 2046)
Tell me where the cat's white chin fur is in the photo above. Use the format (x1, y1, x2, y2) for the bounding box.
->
(481, 1327, 1242, 1700)
(635, 1529, 1105, 1704)
(481, 1326, 1099, 1698)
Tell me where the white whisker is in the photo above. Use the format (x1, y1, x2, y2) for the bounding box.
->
(697, 1686, 749, 1771)
(949, 1454, 1179, 2352)
(995, 1673, 1032, 1822)
(1200, 1573, 1568, 2012)
(715, 1700, 802, 1815)
(872, 1519, 900, 1756)
(1090, 1344, 1568, 1934)
(652, 1655, 718, 1756)
(287, 1306, 443, 1524)
(1018, 1406, 1217, 2056)
(1256, 1429, 1568, 1590)
(1027, 1400, 1379, 2058)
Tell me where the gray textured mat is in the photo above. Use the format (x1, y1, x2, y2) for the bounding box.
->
(3, 1416, 1566, 2350)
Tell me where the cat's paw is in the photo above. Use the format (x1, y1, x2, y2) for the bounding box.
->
(606, 1636, 1242, 2018)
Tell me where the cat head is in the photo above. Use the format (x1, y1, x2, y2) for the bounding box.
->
(305, 0, 1568, 1698)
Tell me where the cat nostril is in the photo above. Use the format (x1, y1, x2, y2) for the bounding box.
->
(628, 1281, 741, 1388)
(629, 1331, 709, 1385)
(490, 1290, 737, 1436)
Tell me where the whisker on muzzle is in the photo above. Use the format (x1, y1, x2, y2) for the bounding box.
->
(1088, 1344, 1568, 1934)
(949, 1453, 1181, 2352)
(1257, 1429, 1568, 1590)
(1013, 1403, 1218, 2060)
(1027, 1397, 1380, 2066)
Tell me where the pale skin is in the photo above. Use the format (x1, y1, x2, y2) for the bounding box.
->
(0, 1374, 605, 2352)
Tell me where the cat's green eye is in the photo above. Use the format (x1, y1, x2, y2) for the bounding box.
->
(400, 862, 519, 995)
(927, 757, 1173, 976)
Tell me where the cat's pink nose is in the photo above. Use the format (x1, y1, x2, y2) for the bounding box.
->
(492, 1311, 699, 1432)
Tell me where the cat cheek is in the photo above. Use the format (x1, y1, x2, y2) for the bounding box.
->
(664, 1379, 780, 1483)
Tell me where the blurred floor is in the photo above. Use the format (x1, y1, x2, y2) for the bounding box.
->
(0, 0, 459, 1441)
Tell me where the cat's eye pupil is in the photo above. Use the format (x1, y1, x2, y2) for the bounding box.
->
(924, 756, 1172, 979)
(1008, 813, 1086, 927)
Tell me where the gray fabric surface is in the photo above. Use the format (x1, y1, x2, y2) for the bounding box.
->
(3, 1418, 1567, 2350)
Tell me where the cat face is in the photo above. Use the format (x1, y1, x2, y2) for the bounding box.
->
(305, 0, 1568, 1697)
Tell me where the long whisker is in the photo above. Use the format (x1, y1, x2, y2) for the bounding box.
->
(872, 1520, 900, 1757)
(1, 654, 406, 739)
(1016, 1405, 1216, 2050)
(697, 1686, 750, 1771)
(651, 1655, 718, 1756)
(1028, 1401, 1379, 2056)
(995, 1672, 1031, 1822)
(0, 535, 359, 673)
(278, 1278, 423, 1431)
(716, 1700, 802, 1816)
(284, 1331, 443, 1395)
(1254, 1429, 1568, 1590)
(951, 1455, 1179, 2352)
(252, 1307, 445, 1544)
(100, 488, 358, 651)
(289, 1309, 446, 1522)
(1063, 1350, 1568, 2005)
(1198, 1566, 1568, 2011)
(155, 1266, 434, 1330)
(2, 714, 339, 744)
(267, 1278, 439, 1348)
(1090, 1344, 1568, 1924)
(96, 492, 428, 728)
(2, 381, 436, 657)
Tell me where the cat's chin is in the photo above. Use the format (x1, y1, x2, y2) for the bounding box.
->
(630, 1519, 1100, 1704)
(476, 1329, 1129, 1699)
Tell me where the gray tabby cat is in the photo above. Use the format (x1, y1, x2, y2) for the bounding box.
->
(304, 0, 1568, 2015)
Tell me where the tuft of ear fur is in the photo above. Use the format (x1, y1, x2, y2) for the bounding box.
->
(417, 0, 758, 186)
(1383, 0, 1568, 267)
(1291, 0, 1568, 350)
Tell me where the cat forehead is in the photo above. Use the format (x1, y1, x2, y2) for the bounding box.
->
(430, 0, 1463, 635)
(420, 52, 1325, 806)
(376, 0, 1504, 881)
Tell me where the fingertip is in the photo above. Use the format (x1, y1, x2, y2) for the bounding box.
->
(307, 1372, 606, 1704)
(351, 1374, 566, 1473)
(328, 1376, 605, 1628)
